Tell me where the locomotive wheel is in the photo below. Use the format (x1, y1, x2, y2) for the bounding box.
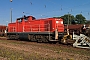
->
(7, 35, 10, 40)
(15, 35, 19, 40)
(37, 39, 42, 43)
(42, 35, 49, 43)
(36, 35, 49, 43)
(28, 34, 31, 41)
(36, 35, 43, 43)
(28, 35, 37, 41)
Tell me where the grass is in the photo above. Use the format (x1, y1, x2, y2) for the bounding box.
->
(0, 46, 24, 60)
(0, 46, 60, 60)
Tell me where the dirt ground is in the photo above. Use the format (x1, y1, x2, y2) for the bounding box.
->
(0, 37, 90, 60)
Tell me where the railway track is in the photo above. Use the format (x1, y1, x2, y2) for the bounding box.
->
(0, 37, 7, 40)
(0, 37, 89, 50)
(0, 37, 90, 60)
(1, 37, 90, 54)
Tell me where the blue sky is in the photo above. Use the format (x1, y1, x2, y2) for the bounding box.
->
(0, 0, 90, 25)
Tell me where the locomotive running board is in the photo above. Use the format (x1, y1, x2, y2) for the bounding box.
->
(73, 33, 90, 49)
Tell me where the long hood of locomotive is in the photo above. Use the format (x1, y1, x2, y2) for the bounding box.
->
(8, 16, 64, 33)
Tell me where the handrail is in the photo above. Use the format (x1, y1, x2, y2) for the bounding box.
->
(23, 24, 50, 32)
(8, 23, 51, 32)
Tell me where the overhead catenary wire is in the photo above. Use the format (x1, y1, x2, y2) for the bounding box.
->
(29, 0, 90, 19)
(45, 0, 90, 14)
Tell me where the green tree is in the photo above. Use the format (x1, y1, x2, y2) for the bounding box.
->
(75, 14, 86, 24)
(86, 20, 90, 24)
(61, 14, 75, 24)
(53, 14, 87, 24)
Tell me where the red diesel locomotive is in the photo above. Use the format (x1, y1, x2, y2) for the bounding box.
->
(7, 16, 64, 42)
